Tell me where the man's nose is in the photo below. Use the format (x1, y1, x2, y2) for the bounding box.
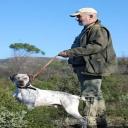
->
(75, 17, 80, 21)
(75, 17, 82, 22)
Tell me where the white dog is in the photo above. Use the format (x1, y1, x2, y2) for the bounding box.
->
(10, 74, 87, 128)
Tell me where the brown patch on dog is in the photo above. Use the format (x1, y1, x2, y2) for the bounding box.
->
(10, 74, 17, 82)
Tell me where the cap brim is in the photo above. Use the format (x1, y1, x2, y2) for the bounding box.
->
(69, 12, 80, 17)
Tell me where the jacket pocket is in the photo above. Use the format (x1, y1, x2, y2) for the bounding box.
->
(90, 58, 105, 74)
(88, 56, 106, 74)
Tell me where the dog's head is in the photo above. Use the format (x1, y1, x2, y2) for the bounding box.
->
(10, 74, 32, 88)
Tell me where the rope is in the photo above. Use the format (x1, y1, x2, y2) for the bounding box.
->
(32, 55, 58, 80)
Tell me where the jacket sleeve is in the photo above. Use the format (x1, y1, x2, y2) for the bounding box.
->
(66, 27, 108, 57)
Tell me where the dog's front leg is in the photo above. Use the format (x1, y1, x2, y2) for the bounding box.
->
(80, 117, 87, 128)
(13, 88, 23, 103)
(12, 87, 19, 97)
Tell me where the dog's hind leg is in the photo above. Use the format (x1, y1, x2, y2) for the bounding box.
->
(63, 101, 87, 128)
(65, 107, 87, 128)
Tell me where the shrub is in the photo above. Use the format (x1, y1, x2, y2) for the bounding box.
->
(0, 106, 28, 128)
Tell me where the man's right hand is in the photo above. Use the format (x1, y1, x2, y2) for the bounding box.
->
(58, 51, 69, 58)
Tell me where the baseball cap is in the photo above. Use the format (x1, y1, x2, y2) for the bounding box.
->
(70, 7, 97, 17)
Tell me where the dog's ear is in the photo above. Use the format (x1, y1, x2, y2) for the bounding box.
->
(10, 74, 17, 82)
(28, 74, 34, 82)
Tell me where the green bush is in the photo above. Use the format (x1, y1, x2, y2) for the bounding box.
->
(0, 106, 28, 128)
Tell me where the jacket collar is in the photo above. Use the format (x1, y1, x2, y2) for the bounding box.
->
(84, 20, 101, 30)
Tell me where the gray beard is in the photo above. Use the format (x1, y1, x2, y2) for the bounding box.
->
(78, 21, 83, 26)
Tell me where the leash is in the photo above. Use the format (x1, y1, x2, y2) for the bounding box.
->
(32, 55, 58, 80)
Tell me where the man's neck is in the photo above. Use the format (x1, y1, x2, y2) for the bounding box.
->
(85, 19, 99, 29)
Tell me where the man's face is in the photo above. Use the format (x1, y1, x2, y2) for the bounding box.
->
(76, 13, 90, 26)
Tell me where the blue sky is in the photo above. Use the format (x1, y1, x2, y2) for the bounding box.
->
(0, 0, 128, 59)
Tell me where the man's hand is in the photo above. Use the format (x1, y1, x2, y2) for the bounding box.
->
(58, 51, 69, 58)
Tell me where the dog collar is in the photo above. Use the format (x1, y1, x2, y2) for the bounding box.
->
(17, 82, 36, 90)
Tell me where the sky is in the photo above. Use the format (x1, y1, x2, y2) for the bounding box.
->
(0, 0, 128, 59)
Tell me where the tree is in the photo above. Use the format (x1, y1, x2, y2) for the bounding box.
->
(9, 43, 45, 74)
(9, 43, 45, 57)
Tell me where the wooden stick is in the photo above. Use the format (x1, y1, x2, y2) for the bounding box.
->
(33, 55, 58, 80)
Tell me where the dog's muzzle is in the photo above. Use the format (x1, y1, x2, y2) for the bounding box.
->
(17, 80, 24, 86)
(17, 81, 36, 90)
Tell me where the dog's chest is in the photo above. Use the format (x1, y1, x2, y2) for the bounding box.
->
(17, 89, 37, 105)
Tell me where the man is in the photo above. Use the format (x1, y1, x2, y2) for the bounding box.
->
(58, 7, 117, 128)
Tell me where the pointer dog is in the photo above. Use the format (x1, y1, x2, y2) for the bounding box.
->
(10, 74, 87, 128)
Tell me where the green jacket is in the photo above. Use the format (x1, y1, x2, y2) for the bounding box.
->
(67, 20, 117, 76)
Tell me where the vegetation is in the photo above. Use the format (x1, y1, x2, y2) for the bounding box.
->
(0, 106, 28, 128)
(0, 58, 128, 127)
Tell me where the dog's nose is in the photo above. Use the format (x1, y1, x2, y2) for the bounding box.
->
(18, 80, 24, 83)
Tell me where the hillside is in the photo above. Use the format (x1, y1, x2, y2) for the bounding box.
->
(0, 57, 128, 76)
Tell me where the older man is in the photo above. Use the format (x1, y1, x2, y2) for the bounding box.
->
(58, 7, 117, 127)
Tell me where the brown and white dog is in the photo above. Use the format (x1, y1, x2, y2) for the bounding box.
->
(10, 74, 87, 128)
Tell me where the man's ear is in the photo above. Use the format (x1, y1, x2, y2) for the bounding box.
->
(10, 74, 17, 82)
(28, 74, 34, 82)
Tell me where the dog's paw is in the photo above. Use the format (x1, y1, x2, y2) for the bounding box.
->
(54, 105, 58, 108)
(27, 105, 34, 110)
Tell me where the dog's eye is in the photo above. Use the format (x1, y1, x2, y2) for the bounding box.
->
(16, 77, 20, 80)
